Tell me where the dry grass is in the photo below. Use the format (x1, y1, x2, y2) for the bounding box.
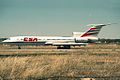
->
(0, 44, 120, 79)
(1, 43, 120, 49)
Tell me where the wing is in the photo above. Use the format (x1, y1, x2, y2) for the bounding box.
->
(51, 42, 88, 46)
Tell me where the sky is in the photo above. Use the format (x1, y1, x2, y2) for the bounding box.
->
(0, 0, 120, 38)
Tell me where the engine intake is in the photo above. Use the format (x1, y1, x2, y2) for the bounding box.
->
(75, 38, 88, 43)
(75, 37, 98, 43)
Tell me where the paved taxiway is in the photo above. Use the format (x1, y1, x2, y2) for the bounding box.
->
(0, 48, 119, 57)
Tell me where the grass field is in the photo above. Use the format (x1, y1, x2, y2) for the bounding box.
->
(0, 44, 120, 80)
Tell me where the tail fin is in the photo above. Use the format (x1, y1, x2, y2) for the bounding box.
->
(80, 23, 111, 37)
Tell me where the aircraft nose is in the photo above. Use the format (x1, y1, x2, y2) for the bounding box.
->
(2, 40, 10, 42)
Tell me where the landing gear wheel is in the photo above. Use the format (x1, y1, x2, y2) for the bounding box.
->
(64, 45, 70, 49)
(18, 46, 21, 49)
(57, 46, 70, 49)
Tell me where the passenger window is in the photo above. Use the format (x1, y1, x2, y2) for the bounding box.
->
(8, 38, 10, 40)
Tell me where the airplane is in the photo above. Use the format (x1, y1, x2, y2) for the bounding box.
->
(2, 23, 112, 49)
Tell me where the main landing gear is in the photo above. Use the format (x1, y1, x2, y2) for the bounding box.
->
(57, 45, 71, 49)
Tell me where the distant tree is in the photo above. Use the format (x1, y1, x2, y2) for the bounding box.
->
(99, 38, 120, 44)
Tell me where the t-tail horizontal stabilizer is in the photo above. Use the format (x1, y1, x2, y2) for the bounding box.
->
(80, 23, 116, 37)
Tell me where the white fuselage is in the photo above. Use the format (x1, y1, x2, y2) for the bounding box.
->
(3, 36, 98, 44)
